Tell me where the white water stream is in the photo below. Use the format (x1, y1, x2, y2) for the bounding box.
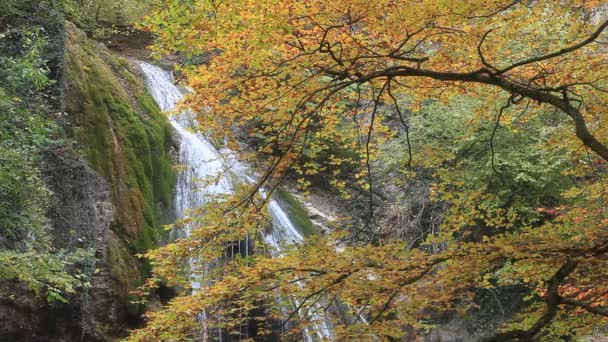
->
(139, 62, 332, 341)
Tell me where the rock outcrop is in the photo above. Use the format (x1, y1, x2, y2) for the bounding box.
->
(0, 22, 176, 341)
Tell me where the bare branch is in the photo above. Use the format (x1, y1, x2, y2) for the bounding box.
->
(477, 29, 497, 71)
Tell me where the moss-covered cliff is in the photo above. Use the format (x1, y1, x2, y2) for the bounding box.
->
(0, 16, 176, 340)
(63, 22, 175, 253)
(59, 22, 176, 337)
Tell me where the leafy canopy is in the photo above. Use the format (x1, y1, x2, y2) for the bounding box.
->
(132, 1, 608, 341)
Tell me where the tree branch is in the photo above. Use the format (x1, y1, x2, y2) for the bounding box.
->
(497, 18, 608, 75)
(331, 65, 608, 162)
(560, 297, 608, 317)
(485, 260, 578, 342)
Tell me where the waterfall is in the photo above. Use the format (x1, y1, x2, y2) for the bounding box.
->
(139, 62, 333, 341)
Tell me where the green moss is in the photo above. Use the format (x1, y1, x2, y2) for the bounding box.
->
(63, 24, 175, 259)
(106, 229, 141, 290)
(275, 187, 315, 237)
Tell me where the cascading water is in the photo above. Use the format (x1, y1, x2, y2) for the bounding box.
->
(139, 62, 333, 341)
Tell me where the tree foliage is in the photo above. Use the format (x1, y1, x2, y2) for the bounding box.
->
(58, 0, 151, 31)
(1, 0, 150, 37)
(132, 1, 608, 340)
(0, 18, 88, 303)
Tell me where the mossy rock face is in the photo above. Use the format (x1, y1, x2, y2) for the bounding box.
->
(275, 187, 315, 238)
(62, 21, 175, 264)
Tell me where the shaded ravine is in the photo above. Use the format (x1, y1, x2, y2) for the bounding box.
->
(139, 62, 333, 341)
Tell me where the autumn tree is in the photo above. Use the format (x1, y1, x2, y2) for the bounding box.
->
(131, 1, 608, 340)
